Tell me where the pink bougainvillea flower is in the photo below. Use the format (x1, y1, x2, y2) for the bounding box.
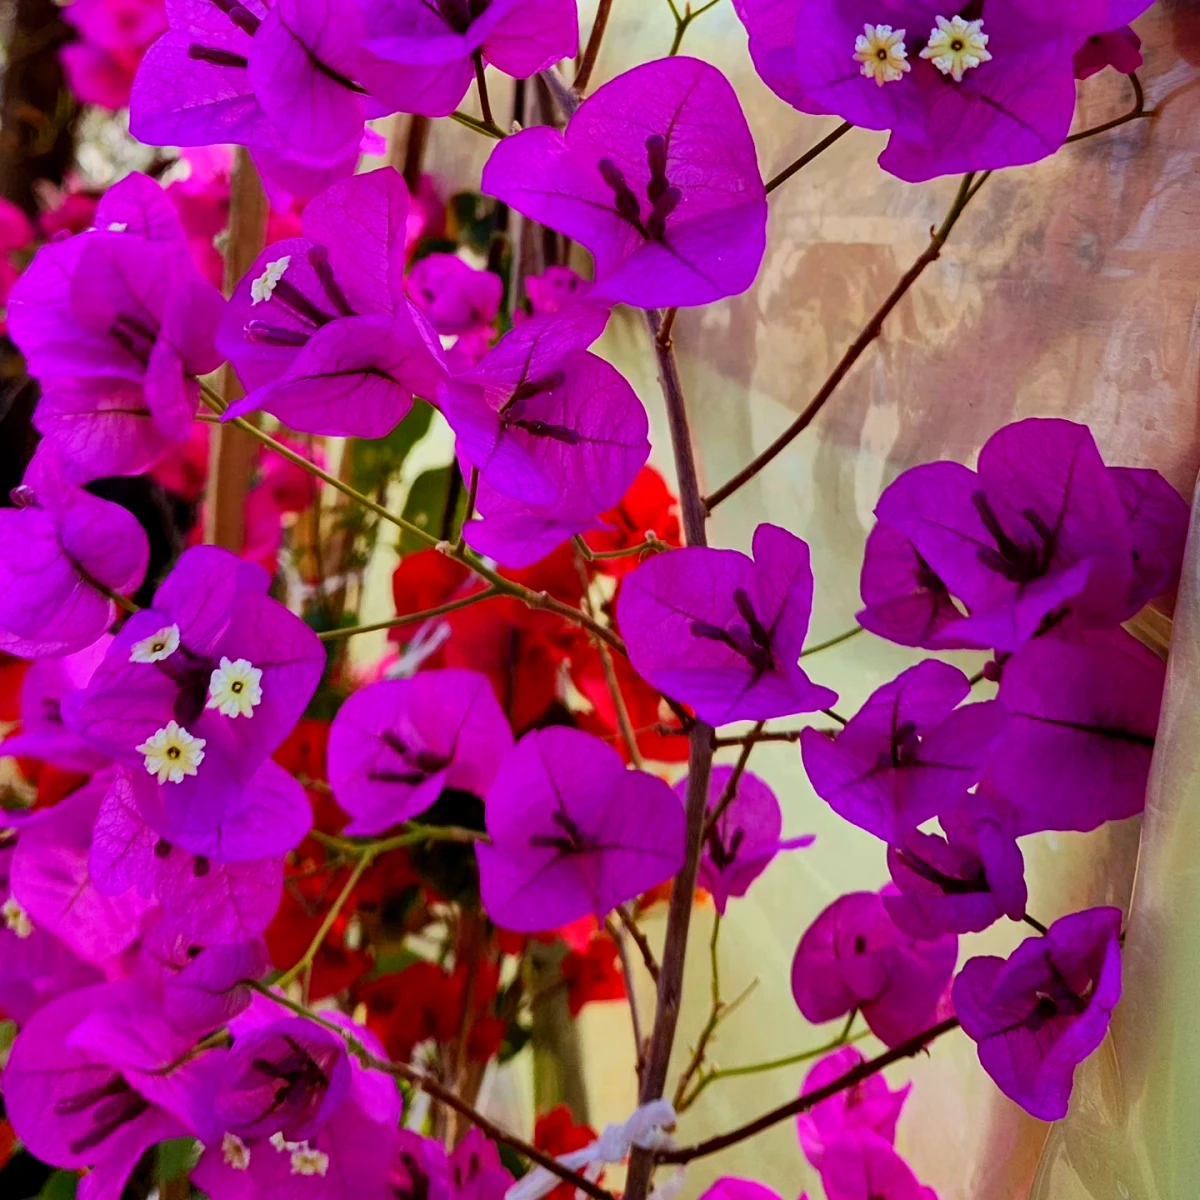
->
(796, 1046, 911, 1169)
(953, 906, 1123, 1121)
(820, 1132, 938, 1200)
(682, 765, 814, 914)
(525, 265, 591, 317)
(449, 1128, 514, 1200)
(131, 0, 374, 168)
(0, 835, 104, 1025)
(0, 454, 148, 658)
(884, 805, 1026, 940)
(1111, 465, 1189, 616)
(219, 169, 445, 437)
(193, 993, 401, 1196)
(874, 419, 1138, 652)
(3, 982, 225, 1199)
(406, 253, 503, 336)
(697, 1180, 789, 1200)
(856, 523, 962, 649)
(91, 770, 285, 940)
(791, 890, 957, 1047)
(1, 636, 112, 771)
(9, 173, 224, 475)
(8, 774, 153, 963)
(476, 727, 686, 932)
(328, 669, 514, 836)
(482, 56, 768, 308)
(360, 0, 578, 118)
(1074, 26, 1142, 78)
(392, 1130, 453, 1200)
(800, 660, 1005, 843)
(736, 0, 1154, 182)
(442, 306, 650, 566)
(979, 628, 1163, 835)
(619, 523, 837, 726)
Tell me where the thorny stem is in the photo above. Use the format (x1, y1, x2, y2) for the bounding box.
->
(317, 586, 497, 641)
(616, 904, 660, 982)
(574, 0, 613, 93)
(682, 1011, 864, 1109)
(247, 983, 616, 1200)
(704, 172, 986, 511)
(703, 721, 765, 839)
(658, 1017, 962, 1164)
(606, 914, 648, 1077)
(276, 851, 375, 989)
(765, 121, 853, 194)
(626, 311, 715, 1200)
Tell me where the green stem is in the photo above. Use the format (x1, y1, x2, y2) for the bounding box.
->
(317, 586, 497, 641)
(801, 625, 864, 658)
(449, 109, 504, 140)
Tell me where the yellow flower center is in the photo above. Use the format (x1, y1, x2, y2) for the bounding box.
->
(136, 721, 206, 785)
(854, 23, 911, 86)
(920, 14, 992, 81)
(207, 657, 264, 719)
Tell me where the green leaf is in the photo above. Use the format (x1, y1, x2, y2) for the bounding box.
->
(397, 463, 466, 554)
(158, 1137, 199, 1184)
(37, 1171, 79, 1200)
(350, 401, 436, 498)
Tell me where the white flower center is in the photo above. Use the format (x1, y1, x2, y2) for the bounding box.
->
(136, 720, 206, 784)
(207, 657, 263, 719)
(289, 1142, 330, 1177)
(854, 24, 911, 86)
(2, 896, 32, 939)
(920, 14, 991, 81)
(129, 623, 181, 664)
(251, 255, 291, 305)
(106, 222, 128, 232)
(222, 1133, 251, 1171)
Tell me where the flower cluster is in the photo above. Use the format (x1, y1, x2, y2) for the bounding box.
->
(0, 1, 1180, 1197)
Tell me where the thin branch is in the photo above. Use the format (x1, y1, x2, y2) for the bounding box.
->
(607, 915, 648, 1078)
(1022, 913, 1050, 935)
(672, 911, 722, 1107)
(626, 309, 715, 1200)
(248, 983, 615, 1200)
(473, 52, 496, 130)
(276, 851, 374, 989)
(822, 707, 848, 727)
(1066, 71, 1149, 144)
(705, 171, 986, 511)
(454, 467, 479, 554)
(713, 728, 804, 748)
(616, 904, 660, 983)
(574, 0, 613, 93)
(317, 586, 497, 641)
(682, 1011, 864, 1109)
(802, 625, 864, 657)
(449, 109, 505, 140)
(703, 721, 765, 839)
(765, 121, 853, 194)
(658, 1017, 961, 1163)
(668, 0, 723, 56)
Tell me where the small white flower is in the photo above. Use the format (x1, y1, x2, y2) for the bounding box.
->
(136, 721, 206, 784)
(2, 896, 32, 939)
(206, 657, 263, 719)
(269, 1132, 288, 1151)
(222, 1133, 251, 1171)
(854, 24, 911, 86)
(129, 623, 181, 664)
(289, 1142, 330, 1177)
(107, 221, 128, 232)
(251, 255, 291, 305)
(920, 14, 991, 81)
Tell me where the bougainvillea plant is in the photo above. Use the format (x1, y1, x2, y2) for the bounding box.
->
(0, 0, 1183, 1197)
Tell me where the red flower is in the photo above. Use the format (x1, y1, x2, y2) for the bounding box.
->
(389, 546, 581, 732)
(561, 933, 627, 1016)
(535, 1105, 600, 1200)
(584, 467, 681, 576)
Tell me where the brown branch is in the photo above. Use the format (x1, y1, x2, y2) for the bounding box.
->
(702, 720, 765, 839)
(765, 121, 853, 194)
(625, 309, 715, 1200)
(574, 0, 613, 93)
(616, 904, 660, 983)
(317, 587, 498, 641)
(658, 1017, 960, 1163)
(705, 171, 986, 511)
(249, 983, 615, 1199)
